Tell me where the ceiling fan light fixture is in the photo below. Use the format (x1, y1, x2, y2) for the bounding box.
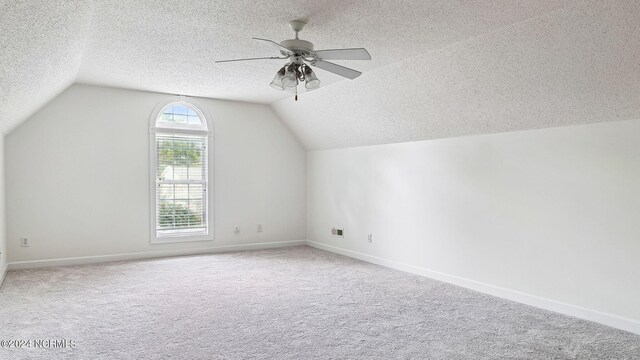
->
(282, 64, 298, 88)
(284, 85, 297, 94)
(304, 66, 320, 90)
(269, 67, 286, 90)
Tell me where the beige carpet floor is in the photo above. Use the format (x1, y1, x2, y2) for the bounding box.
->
(0, 246, 638, 359)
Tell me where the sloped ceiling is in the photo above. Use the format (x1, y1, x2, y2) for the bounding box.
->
(274, 0, 640, 149)
(2, 1, 638, 150)
(76, 0, 565, 103)
(0, 1, 93, 133)
(1, 0, 563, 135)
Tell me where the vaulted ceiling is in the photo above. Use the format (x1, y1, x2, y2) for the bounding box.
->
(1, 1, 639, 149)
(274, 0, 640, 149)
(0, 0, 93, 133)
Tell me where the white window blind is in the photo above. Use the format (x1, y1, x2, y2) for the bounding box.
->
(152, 102, 210, 241)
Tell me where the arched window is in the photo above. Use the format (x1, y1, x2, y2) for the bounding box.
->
(150, 99, 213, 243)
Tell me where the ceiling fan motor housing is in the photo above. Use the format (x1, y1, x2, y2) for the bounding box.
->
(280, 39, 314, 55)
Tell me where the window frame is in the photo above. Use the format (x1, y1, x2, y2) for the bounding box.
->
(149, 97, 214, 244)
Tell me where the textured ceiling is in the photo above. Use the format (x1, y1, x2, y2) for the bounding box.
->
(76, 0, 564, 103)
(0, 0, 93, 133)
(2, 1, 638, 150)
(274, 0, 640, 149)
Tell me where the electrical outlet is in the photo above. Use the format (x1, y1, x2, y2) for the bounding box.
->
(234, 226, 240, 234)
(331, 227, 344, 237)
(367, 234, 373, 243)
(20, 237, 29, 247)
(257, 224, 263, 233)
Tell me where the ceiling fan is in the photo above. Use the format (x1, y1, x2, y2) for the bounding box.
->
(215, 20, 371, 100)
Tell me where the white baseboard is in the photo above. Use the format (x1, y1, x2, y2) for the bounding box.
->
(0, 264, 7, 289)
(7, 240, 306, 271)
(306, 240, 640, 336)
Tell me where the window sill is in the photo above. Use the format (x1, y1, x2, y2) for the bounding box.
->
(151, 234, 214, 245)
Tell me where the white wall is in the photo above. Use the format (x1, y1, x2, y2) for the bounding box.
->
(307, 119, 640, 324)
(0, 135, 6, 278)
(6, 84, 306, 263)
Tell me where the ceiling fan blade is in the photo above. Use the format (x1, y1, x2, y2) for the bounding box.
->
(215, 56, 287, 63)
(311, 60, 362, 79)
(252, 38, 293, 54)
(313, 48, 371, 60)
